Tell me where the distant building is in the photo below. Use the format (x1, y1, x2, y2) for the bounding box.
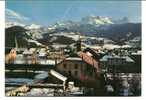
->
(100, 54, 135, 73)
(6, 48, 57, 65)
(127, 37, 141, 49)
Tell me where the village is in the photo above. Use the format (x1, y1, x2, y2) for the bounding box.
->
(5, 36, 141, 96)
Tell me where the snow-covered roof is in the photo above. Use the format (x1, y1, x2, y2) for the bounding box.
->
(23, 49, 33, 55)
(100, 55, 134, 62)
(66, 57, 82, 61)
(103, 44, 121, 49)
(50, 70, 67, 82)
(85, 44, 121, 50)
(37, 60, 56, 65)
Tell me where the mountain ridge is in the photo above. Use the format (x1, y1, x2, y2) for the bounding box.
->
(5, 16, 141, 47)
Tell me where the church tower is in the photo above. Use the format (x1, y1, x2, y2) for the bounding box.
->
(76, 33, 81, 52)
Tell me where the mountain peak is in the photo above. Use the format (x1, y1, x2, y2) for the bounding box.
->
(113, 17, 130, 24)
(25, 24, 41, 29)
(81, 15, 113, 25)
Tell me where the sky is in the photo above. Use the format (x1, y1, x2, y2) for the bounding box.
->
(6, 0, 141, 26)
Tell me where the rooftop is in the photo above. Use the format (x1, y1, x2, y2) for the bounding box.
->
(50, 70, 67, 82)
(65, 57, 82, 61)
(13, 54, 56, 65)
(100, 55, 134, 62)
(77, 51, 99, 70)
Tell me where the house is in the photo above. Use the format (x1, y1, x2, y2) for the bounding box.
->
(100, 54, 135, 73)
(56, 51, 100, 87)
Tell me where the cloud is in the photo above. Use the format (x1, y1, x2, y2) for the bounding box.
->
(6, 8, 30, 22)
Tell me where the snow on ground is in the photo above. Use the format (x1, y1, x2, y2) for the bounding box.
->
(50, 32, 80, 41)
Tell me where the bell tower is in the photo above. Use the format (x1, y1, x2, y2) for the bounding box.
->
(76, 33, 81, 52)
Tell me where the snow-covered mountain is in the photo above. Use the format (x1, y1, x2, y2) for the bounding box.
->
(48, 16, 113, 30)
(81, 15, 113, 26)
(25, 24, 42, 30)
(6, 22, 42, 30)
(5, 15, 141, 47)
(6, 21, 25, 28)
(113, 17, 129, 24)
(47, 16, 134, 35)
(49, 20, 79, 31)
(6, 16, 131, 31)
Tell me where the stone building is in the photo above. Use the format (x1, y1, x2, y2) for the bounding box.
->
(56, 51, 100, 87)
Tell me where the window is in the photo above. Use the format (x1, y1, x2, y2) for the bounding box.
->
(74, 71, 78, 76)
(74, 64, 78, 69)
(68, 71, 71, 76)
(63, 64, 67, 69)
